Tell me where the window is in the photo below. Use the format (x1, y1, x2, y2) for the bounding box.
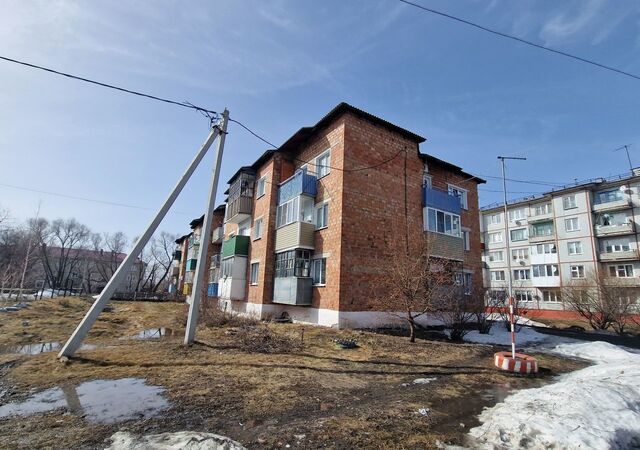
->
(250, 262, 259, 285)
(316, 150, 331, 178)
(426, 207, 461, 237)
(567, 241, 582, 255)
(448, 184, 468, 209)
(542, 291, 561, 303)
(488, 251, 503, 262)
(490, 270, 505, 281)
(533, 203, 551, 216)
(508, 208, 526, 222)
(513, 269, 530, 280)
(423, 173, 432, 188)
(532, 264, 559, 277)
(596, 212, 628, 227)
(256, 176, 267, 198)
(609, 264, 634, 278)
(514, 290, 533, 303)
(462, 230, 471, 251)
(489, 232, 503, 243)
(238, 218, 251, 237)
(570, 265, 585, 278)
(253, 218, 263, 240)
(595, 189, 623, 205)
(531, 221, 553, 237)
(488, 290, 507, 303)
(276, 197, 299, 228)
(312, 257, 327, 285)
(532, 243, 556, 255)
(315, 202, 329, 229)
(221, 258, 233, 278)
(275, 250, 311, 278)
(487, 213, 501, 225)
(512, 248, 528, 260)
(510, 228, 528, 242)
(601, 238, 631, 253)
(563, 195, 577, 209)
(565, 217, 579, 232)
(463, 273, 472, 294)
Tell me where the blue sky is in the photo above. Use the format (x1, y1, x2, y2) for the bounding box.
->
(1, 0, 639, 241)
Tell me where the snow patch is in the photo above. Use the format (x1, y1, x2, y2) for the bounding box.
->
(106, 431, 246, 450)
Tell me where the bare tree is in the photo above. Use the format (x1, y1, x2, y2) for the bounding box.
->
(563, 270, 640, 334)
(93, 231, 127, 286)
(149, 232, 178, 293)
(375, 235, 461, 342)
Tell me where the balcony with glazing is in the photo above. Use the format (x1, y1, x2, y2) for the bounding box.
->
(529, 220, 555, 243)
(225, 171, 255, 224)
(274, 169, 318, 252)
(212, 226, 224, 244)
(593, 189, 632, 213)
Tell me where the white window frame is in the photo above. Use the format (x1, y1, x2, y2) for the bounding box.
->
(515, 290, 534, 303)
(462, 229, 471, 251)
(276, 196, 299, 229)
(567, 241, 582, 255)
(508, 208, 526, 222)
(513, 269, 530, 280)
(489, 232, 503, 243)
(312, 257, 327, 286)
(510, 227, 528, 242)
(423, 173, 432, 188)
(570, 265, 585, 279)
(256, 176, 267, 198)
(253, 217, 263, 240)
(250, 262, 259, 285)
(315, 202, 329, 230)
(565, 217, 580, 232)
(563, 195, 577, 210)
(533, 203, 551, 216)
(490, 270, 505, 281)
(532, 243, 556, 255)
(532, 264, 559, 277)
(487, 213, 501, 225)
(447, 184, 468, 210)
(488, 251, 504, 262)
(315, 149, 331, 179)
(426, 207, 461, 237)
(609, 264, 634, 278)
(511, 248, 528, 261)
(542, 290, 561, 303)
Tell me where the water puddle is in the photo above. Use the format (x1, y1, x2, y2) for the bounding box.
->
(126, 328, 175, 340)
(0, 342, 98, 355)
(0, 378, 169, 423)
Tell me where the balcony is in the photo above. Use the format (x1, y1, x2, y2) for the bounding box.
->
(207, 282, 218, 297)
(593, 198, 631, 213)
(278, 170, 317, 204)
(184, 271, 194, 284)
(595, 222, 635, 237)
(171, 266, 180, 276)
(275, 221, 315, 252)
(602, 277, 640, 287)
(222, 235, 250, 258)
(529, 232, 555, 243)
(528, 212, 553, 223)
(226, 171, 255, 224)
(598, 250, 639, 261)
(273, 277, 313, 306)
(212, 226, 224, 244)
(172, 250, 182, 261)
(531, 276, 561, 288)
(186, 259, 198, 271)
(210, 253, 221, 268)
(423, 187, 460, 214)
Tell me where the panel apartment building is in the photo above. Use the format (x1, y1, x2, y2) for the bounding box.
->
(481, 170, 640, 318)
(171, 103, 485, 328)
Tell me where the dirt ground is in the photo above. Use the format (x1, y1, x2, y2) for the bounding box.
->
(0, 298, 585, 450)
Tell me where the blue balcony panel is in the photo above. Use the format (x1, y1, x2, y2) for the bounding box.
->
(423, 187, 461, 214)
(278, 170, 317, 204)
(207, 282, 219, 297)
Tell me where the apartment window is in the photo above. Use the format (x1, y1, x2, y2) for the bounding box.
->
(464, 273, 472, 295)
(276, 197, 299, 228)
(609, 264, 634, 278)
(487, 213, 501, 225)
(565, 217, 579, 232)
(490, 270, 505, 281)
(514, 290, 533, 303)
(508, 208, 526, 222)
(542, 290, 561, 303)
(602, 238, 631, 253)
(563, 195, 577, 209)
(488, 251, 504, 262)
(595, 189, 623, 205)
(423, 173, 432, 188)
(253, 218, 263, 240)
(316, 150, 331, 178)
(312, 257, 327, 285)
(597, 212, 628, 227)
(315, 202, 329, 229)
(488, 290, 507, 303)
(567, 241, 582, 255)
(426, 207, 461, 237)
(250, 262, 259, 285)
(533, 203, 552, 216)
(448, 184, 468, 209)
(238, 218, 251, 237)
(462, 230, 471, 251)
(532, 264, 559, 277)
(532, 243, 556, 255)
(275, 250, 311, 278)
(489, 232, 503, 243)
(531, 221, 553, 237)
(513, 269, 530, 280)
(512, 248, 528, 260)
(510, 228, 528, 242)
(256, 176, 267, 198)
(570, 265, 585, 278)
(221, 258, 233, 278)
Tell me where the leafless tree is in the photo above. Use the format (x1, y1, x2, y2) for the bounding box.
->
(563, 270, 640, 334)
(92, 231, 127, 285)
(149, 232, 178, 293)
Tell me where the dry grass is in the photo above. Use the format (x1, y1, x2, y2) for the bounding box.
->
(0, 298, 586, 450)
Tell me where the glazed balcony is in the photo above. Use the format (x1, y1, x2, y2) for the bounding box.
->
(278, 170, 317, 204)
(275, 221, 315, 252)
(212, 226, 224, 244)
(423, 187, 461, 214)
(226, 171, 255, 224)
(593, 197, 631, 213)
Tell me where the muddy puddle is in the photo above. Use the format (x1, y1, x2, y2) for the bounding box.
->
(0, 342, 98, 355)
(0, 378, 169, 424)
(126, 328, 175, 340)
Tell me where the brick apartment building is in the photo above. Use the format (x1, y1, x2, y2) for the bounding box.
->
(170, 103, 484, 328)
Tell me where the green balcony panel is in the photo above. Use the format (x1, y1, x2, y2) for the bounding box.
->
(222, 235, 250, 258)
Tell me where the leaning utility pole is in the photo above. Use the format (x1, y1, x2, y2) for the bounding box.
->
(498, 155, 526, 359)
(58, 109, 229, 358)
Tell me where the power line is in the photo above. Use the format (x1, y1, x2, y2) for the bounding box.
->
(0, 55, 219, 116)
(396, 0, 640, 82)
(0, 182, 197, 216)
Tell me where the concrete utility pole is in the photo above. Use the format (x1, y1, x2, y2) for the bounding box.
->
(498, 155, 526, 359)
(184, 109, 229, 345)
(58, 113, 227, 358)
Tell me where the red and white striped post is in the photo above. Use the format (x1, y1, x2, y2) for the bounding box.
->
(508, 295, 516, 358)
